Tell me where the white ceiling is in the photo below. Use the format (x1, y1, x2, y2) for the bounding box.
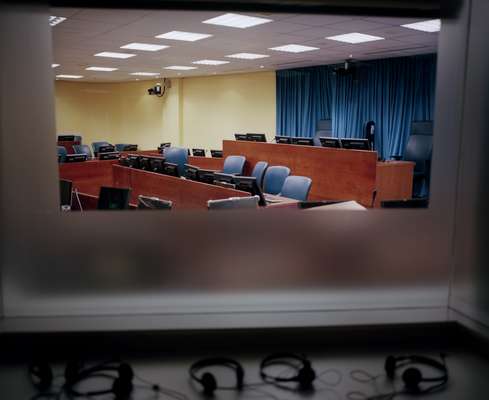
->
(51, 8, 439, 82)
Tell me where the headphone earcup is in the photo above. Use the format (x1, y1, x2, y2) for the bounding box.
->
(29, 361, 53, 391)
(384, 356, 397, 379)
(118, 363, 134, 382)
(64, 360, 83, 384)
(297, 361, 316, 390)
(200, 372, 217, 396)
(236, 367, 244, 390)
(112, 377, 133, 400)
(402, 367, 423, 393)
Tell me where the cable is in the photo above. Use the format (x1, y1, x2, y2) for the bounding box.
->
(73, 188, 83, 212)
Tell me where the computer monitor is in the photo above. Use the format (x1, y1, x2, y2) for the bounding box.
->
(122, 144, 138, 151)
(158, 142, 171, 153)
(214, 172, 235, 185)
(99, 152, 119, 160)
(291, 137, 315, 146)
(192, 148, 206, 157)
(340, 138, 370, 150)
(126, 154, 140, 168)
(319, 137, 342, 148)
(246, 133, 267, 142)
(97, 187, 131, 210)
(58, 135, 75, 142)
(64, 154, 88, 163)
(139, 157, 151, 170)
(184, 164, 200, 181)
(59, 179, 73, 207)
(149, 157, 165, 173)
(197, 169, 215, 184)
(137, 195, 173, 210)
(163, 162, 180, 177)
(275, 136, 291, 144)
(234, 134, 248, 141)
(232, 176, 266, 206)
(210, 150, 223, 158)
(98, 145, 115, 154)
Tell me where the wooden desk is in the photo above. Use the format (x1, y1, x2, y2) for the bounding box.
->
(375, 161, 415, 207)
(112, 165, 249, 210)
(57, 140, 80, 154)
(223, 140, 377, 207)
(188, 156, 224, 170)
(59, 159, 118, 196)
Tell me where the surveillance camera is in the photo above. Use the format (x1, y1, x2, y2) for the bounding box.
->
(148, 88, 154, 95)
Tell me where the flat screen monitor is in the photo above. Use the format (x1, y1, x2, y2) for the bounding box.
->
(57, 135, 75, 142)
(192, 148, 206, 157)
(184, 164, 200, 181)
(291, 137, 315, 146)
(59, 179, 73, 207)
(163, 162, 180, 177)
(234, 134, 248, 141)
(126, 154, 140, 168)
(275, 136, 291, 144)
(98, 145, 115, 154)
(214, 173, 235, 185)
(340, 138, 370, 150)
(197, 169, 215, 184)
(210, 150, 223, 158)
(137, 195, 172, 210)
(97, 187, 131, 210)
(64, 154, 88, 163)
(246, 133, 267, 142)
(118, 156, 130, 167)
(122, 144, 138, 151)
(319, 137, 342, 148)
(149, 157, 165, 173)
(232, 176, 266, 207)
(158, 142, 171, 153)
(98, 152, 119, 160)
(139, 157, 151, 170)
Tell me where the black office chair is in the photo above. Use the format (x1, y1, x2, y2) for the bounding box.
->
(401, 134, 433, 198)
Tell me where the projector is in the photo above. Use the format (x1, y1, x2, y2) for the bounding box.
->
(148, 78, 171, 97)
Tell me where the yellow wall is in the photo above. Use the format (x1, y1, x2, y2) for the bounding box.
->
(54, 71, 276, 151)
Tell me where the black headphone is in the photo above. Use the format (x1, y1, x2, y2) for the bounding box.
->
(260, 353, 316, 391)
(189, 357, 244, 396)
(28, 361, 54, 392)
(384, 354, 448, 394)
(64, 360, 134, 399)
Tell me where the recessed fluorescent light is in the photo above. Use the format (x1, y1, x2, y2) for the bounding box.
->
(94, 52, 136, 59)
(164, 66, 197, 71)
(401, 19, 441, 33)
(226, 53, 270, 60)
(85, 67, 119, 72)
(49, 16, 66, 27)
(51, 64, 60, 68)
(130, 72, 161, 76)
(155, 31, 212, 42)
(269, 44, 320, 53)
(326, 33, 385, 44)
(56, 74, 83, 79)
(203, 13, 273, 29)
(192, 59, 230, 66)
(121, 43, 169, 51)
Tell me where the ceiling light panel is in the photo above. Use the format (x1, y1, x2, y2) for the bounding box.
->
(94, 52, 136, 59)
(192, 60, 230, 65)
(164, 66, 197, 70)
(121, 43, 169, 51)
(269, 44, 320, 53)
(226, 53, 270, 60)
(56, 75, 83, 79)
(401, 19, 441, 33)
(202, 13, 273, 29)
(130, 72, 161, 76)
(156, 31, 212, 42)
(49, 16, 66, 27)
(326, 33, 385, 44)
(86, 67, 119, 71)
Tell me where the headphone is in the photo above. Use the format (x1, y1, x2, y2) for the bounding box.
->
(28, 361, 54, 392)
(189, 357, 244, 396)
(63, 360, 134, 399)
(384, 354, 448, 394)
(260, 353, 316, 391)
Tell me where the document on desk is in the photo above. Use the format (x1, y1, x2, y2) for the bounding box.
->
(305, 201, 367, 211)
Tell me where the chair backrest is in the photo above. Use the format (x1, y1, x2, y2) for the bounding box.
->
(115, 144, 127, 152)
(222, 155, 246, 175)
(164, 147, 189, 176)
(73, 144, 93, 159)
(57, 146, 67, 162)
(208, 196, 259, 210)
(411, 121, 433, 136)
(403, 135, 433, 174)
(280, 175, 312, 201)
(92, 141, 111, 153)
(316, 119, 332, 131)
(263, 166, 291, 195)
(251, 161, 268, 188)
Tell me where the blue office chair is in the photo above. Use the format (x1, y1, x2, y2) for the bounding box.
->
(115, 144, 127, 152)
(57, 146, 67, 163)
(165, 147, 189, 176)
(92, 141, 111, 154)
(222, 155, 246, 175)
(263, 166, 291, 195)
(73, 144, 93, 159)
(280, 176, 312, 201)
(251, 161, 268, 188)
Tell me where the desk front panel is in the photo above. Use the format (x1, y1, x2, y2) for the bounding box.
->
(59, 160, 117, 196)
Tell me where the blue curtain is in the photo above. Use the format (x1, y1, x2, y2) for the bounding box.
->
(276, 54, 436, 159)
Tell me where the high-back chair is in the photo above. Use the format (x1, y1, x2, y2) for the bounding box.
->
(92, 141, 111, 154)
(73, 144, 93, 159)
(403, 134, 433, 198)
(222, 155, 246, 175)
(263, 166, 291, 195)
(251, 161, 268, 189)
(165, 147, 189, 176)
(280, 176, 312, 201)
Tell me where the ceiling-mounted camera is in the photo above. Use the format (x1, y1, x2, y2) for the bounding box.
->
(148, 78, 171, 97)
